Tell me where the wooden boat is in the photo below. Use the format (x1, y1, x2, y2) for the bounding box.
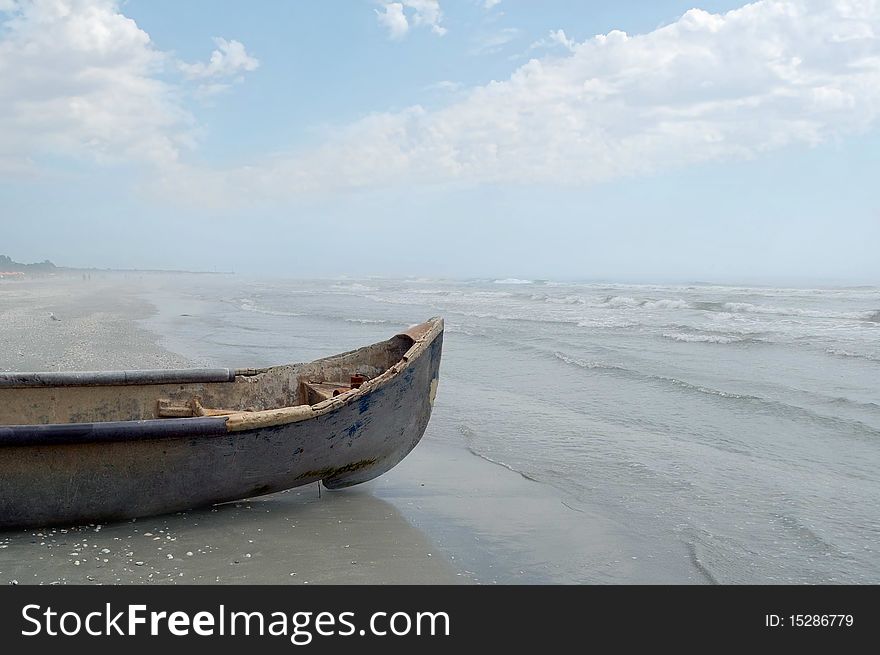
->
(0, 318, 443, 529)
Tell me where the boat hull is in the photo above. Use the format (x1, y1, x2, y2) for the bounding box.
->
(0, 326, 442, 529)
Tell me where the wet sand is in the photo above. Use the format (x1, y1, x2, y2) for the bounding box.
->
(0, 275, 702, 584)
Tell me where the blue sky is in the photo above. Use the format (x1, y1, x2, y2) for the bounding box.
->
(1, 0, 879, 283)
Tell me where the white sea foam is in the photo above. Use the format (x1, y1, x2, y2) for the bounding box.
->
(445, 325, 486, 337)
(662, 332, 744, 344)
(553, 351, 627, 371)
(494, 278, 534, 285)
(597, 296, 690, 310)
(331, 282, 377, 293)
(238, 300, 304, 317)
(533, 294, 586, 305)
(577, 318, 638, 329)
(825, 348, 880, 363)
(656, 376, 756, 400)
(600, 295, 640, 308)
(721, 302, 877, 321)
(642, 299, 691, 310)
(470, 291, 515, 298)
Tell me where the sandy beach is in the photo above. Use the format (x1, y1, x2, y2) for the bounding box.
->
(0, 274, 687, 585)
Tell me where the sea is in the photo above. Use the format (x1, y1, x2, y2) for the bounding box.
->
(147, 275, 880, 584)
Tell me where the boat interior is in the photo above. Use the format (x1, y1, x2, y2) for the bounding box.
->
(0, 333, 417, 426)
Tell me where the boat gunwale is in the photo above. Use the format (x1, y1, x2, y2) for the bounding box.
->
(0, 368, 238, 389)
(0, 317, 443, 445)
(0, 417, 229, 446)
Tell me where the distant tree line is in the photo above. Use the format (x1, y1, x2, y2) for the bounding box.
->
(0, 255, 57, 272)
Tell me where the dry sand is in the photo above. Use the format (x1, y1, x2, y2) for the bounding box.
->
(0, 274, 678, 585)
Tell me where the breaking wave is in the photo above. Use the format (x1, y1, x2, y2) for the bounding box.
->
(494, 278, 535, 285)
(601, 295, 639, 308)
(444, 325, 489, 338)
(599, 296, 692, 310)
(720, 302, 880, 322)
(553, 352, 630, 373)
(529, 293, 585, 305)
(825, 348, 880, 363)
(576, 318, 639, 329)
(662, 332, 765, 345)
(238, 300, 304, 317)
(330, 282, 377, 293)
(655, 376, 759, 400)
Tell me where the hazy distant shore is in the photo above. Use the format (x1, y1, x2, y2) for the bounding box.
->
(0, 274, 671, 585)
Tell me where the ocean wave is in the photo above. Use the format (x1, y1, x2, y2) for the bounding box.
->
(650, 376, 880, 441)
(662, 332, 763, 344)
(598, 296, 692, 310)
(363, 293, 422, 307)
(576, 318, 639, 329)
(490, 345, 878, 437)
(441, 308, 582, 326)
(444, 325, 488, 338)
(720, 302, 879, 322)
(554, 350, 790, 403)
(494, 278, 535, 285)
(330, 283, 378, 293)
(528, 293, 585, 305)
(600, 295, 640, 308)
(238, 301, 304, 317)
(553, 352, 630, 372)
(825, 397, 880, 413)
(406, 289, 455, 296)
(239, 301, 395, 327)
(655, 376, 759, 400)
(554, 349, 762, 400)
(470, 291, 515, 298)
(643, 299, 691, 310)
(825, 348, 880, 363)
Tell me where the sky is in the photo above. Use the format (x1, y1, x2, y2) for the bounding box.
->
(1, 0, 879, 283)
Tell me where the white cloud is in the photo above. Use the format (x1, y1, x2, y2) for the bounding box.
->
(376, 0, 446, 38)
(470, 27, 520, 55)
(0, 0, 257, 170)
(425, 80, 463, 93)
(549, 29, 575, 51)
(179, 37, 259, 80)
(483, 0, 502, 9)
(0, 0, 188, 169)
(375, 2, 409, 39)
(167, 0, 880, 205)
(5, 0, 880, 210)
(405, 0, 446, 35)
(529, 28, 576, 53)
